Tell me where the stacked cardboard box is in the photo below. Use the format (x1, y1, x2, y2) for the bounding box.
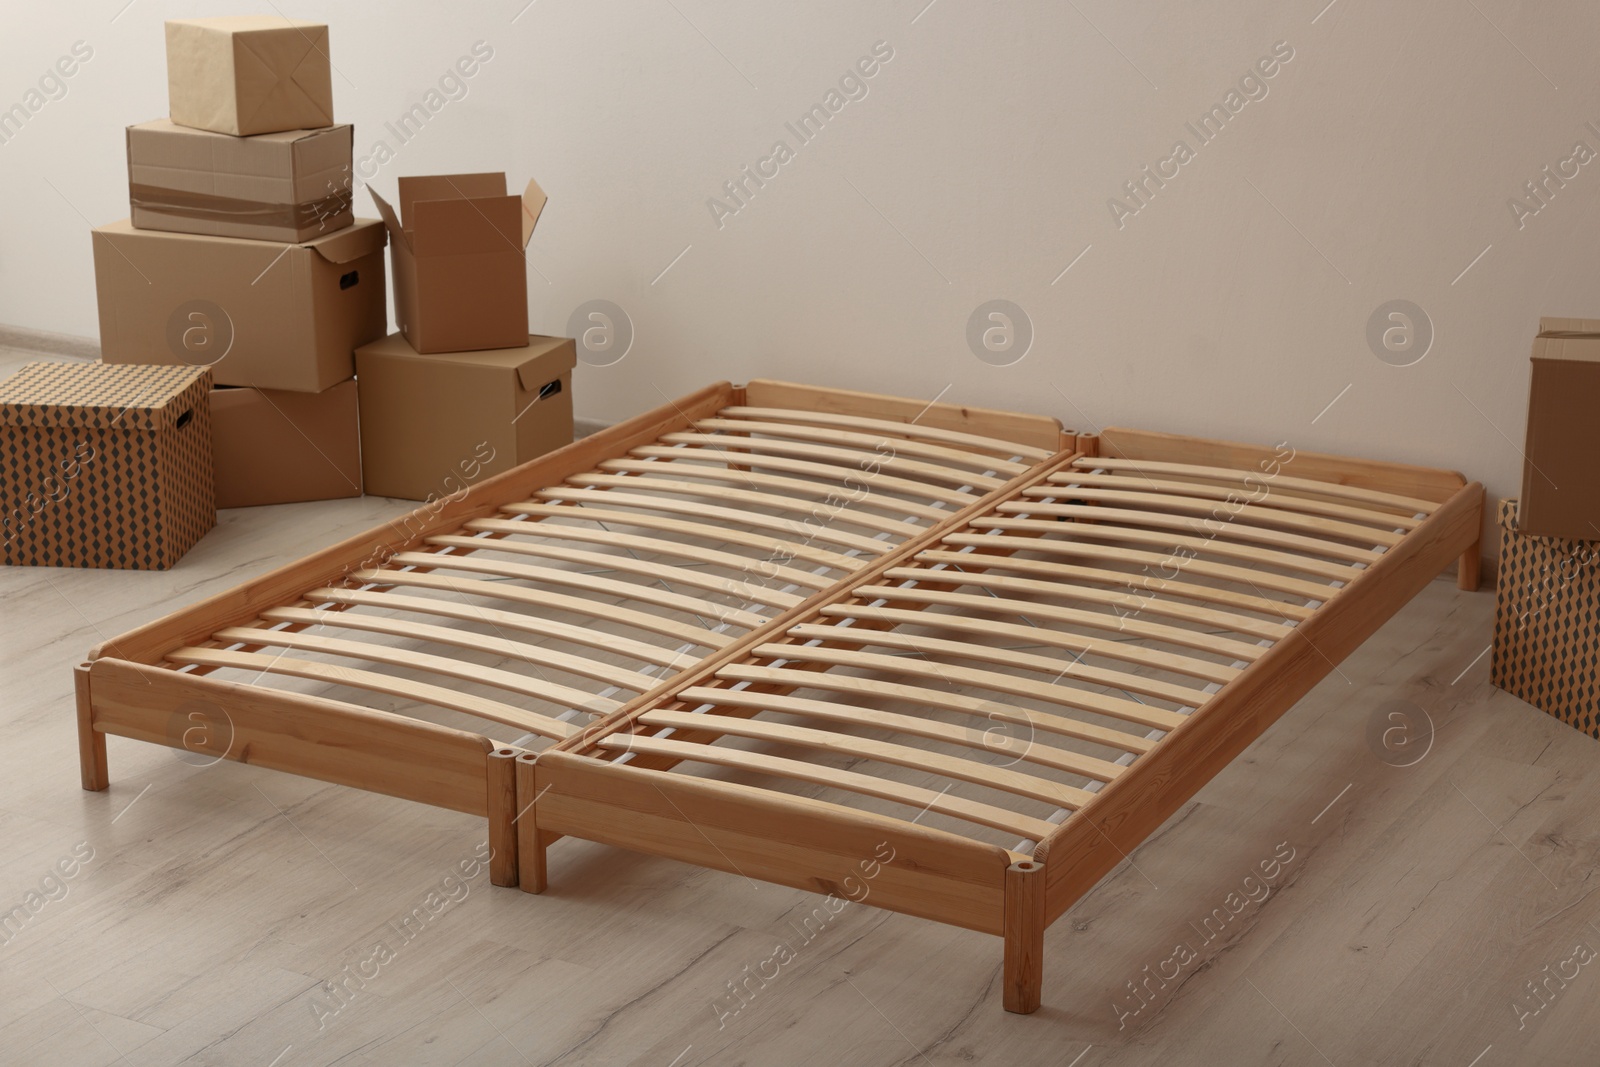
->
(92, 16, 384, 508)
(359, 174, 573, 502)
(14, 9, 580, 563)
(1490, 317, 1600, 732)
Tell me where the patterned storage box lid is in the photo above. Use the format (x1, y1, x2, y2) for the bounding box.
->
(0, 362, 209, 432)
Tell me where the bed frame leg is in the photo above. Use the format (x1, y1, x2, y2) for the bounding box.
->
(487, 748, 520, 888)
(515, 753, 547, 894)
(1458, 545, 1482, 591)
(1003, 858, 1046, 1014)
(75, 663, 109, 792)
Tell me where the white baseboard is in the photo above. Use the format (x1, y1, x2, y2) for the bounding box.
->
(574, 416, 612, 439)
(0, 324, 98, 359)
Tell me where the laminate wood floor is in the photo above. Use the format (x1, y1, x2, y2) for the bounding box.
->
(2, 345, 1596, 1066)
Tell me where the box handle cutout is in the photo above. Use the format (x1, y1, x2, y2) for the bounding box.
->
(538, 379, 562, 400)
(339, 270, 360, 290)
(174, 408, 194, 430)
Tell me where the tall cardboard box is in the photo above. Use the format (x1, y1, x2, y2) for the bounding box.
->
(368, 174, 546, 354)
(211, 381, 361, 507)
(1521, 317, 1600, 541)
(1491, 499, 1600, 737)
(0, 362, 215, 569)
(128, 119, 353, 243)
(165, 16, 334, 136)
(356, 333, 574, 501)
(93, 218, 387, 393)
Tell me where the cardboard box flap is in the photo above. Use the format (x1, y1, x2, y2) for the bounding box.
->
(233, 21, 334, 130)
(397, 173, 506, 219)
(309, 217, 387, 264)
(514, 337, 578, 391)
(1537, 317, 1600, 338)
(520, 177, 548, 246)
(0, 362, 208, 432)
(367, 186, 405, 246)
(411, 196, 523, 257)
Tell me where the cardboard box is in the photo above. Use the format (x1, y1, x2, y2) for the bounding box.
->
(0, 362, 214, 570)
(1491, 498, 1600, 737)
(355, 332, 574, 501)
(211, 380, 361, 507)
(128, 118, 353, 243)
(165, 16, 334, 136)
(368, 173, 546, 353)
(1521, 317, 1600, 541)
(94, 218, 387, 393)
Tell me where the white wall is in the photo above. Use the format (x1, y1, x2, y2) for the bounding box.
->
(3, 1, 1597, 540)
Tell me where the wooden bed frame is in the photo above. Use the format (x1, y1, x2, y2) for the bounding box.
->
(75, 379, 1483, 1014)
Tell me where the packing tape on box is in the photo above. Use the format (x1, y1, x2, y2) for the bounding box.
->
(129, 183, 353, 232)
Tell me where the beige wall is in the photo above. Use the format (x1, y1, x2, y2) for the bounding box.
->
(2, 1, 1594, 539)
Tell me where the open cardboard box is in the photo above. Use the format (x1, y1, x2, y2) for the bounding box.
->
(369, 173, 546, 354)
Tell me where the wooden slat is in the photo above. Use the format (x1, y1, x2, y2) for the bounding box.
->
(1042, 480, 1484, 921)
(852, 585, 1269, 663)
(657, 432, 1007, 490)
(914, 549, 1315, 621)
(528, 489, 894, 556)
(754, 644, 1188, 732)
(90, 380, 738, 666)
(675, 686, 1128, 782)
(594, 733, 1057, 840)
(461, 517, 834, 589)
(347, 568, 732, 648)
(594, 457, 949, 520)
(719, 405, 1054, 461)
(164, 647, 579, 739)
(969, 517, 1360, 583)
(1022, 485, 1404, 546)
(713, 664, 1158, 755)
(561, 474, 923, 537)
(815, 604, 1242, 686)
(882, 566, 1295, 642)
(995, 501, 1386, 565)
(1078, 454, 1440, 514)
(640, 708, 1096, 809)
(940, 533, 1339, 601)
(209, 625, 622, 714)
(782, 623, 1213, 708)
(1050, 471, 1421, 529)
(302, 586, 692, 668)
(387, 551, 768, 629)
(625, 445, 974, 505)
(260, 606, 660, 692)
(691, 417, 1031, 475)
(425, 534, 804, 609)
(741, 378, 1064, 453)
(501, 502, 857, 570)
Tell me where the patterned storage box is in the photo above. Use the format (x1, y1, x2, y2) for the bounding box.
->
(0, 362, 215, 569)
(1492, 498, 1600, 737)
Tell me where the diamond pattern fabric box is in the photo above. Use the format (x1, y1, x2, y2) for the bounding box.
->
(1491, 498, 1600, 737)
(0, 362, 215, 570)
